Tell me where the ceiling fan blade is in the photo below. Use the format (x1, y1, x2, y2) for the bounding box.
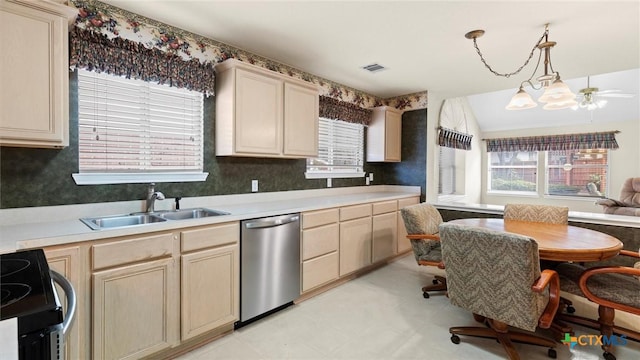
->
(597, 93, 635, 98)
(595, 89, 622, 94)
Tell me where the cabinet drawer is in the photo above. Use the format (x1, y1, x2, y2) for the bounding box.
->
(302, 208, 339, 229)
(302, 223, 339, 260)
(372, 200, 398, 215)
(302, 251, 338, 292)
(92, 232, 175, 270)
(181, 222, 239, 253)
(398, 197, 420, 209)
(340, 204, 372, 221)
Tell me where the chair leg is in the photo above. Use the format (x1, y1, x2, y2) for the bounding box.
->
(598, 306, 615, 355)
(449, 318, 556, 360)
(492, 320, 520, 360)
(421, 276, 447, 298)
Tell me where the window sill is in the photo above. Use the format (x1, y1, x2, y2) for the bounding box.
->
(486, 191, 538, 197)
(72, 172, 209, 185)
(304, 171, 365, 180)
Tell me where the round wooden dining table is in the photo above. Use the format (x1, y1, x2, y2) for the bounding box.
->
(447, 218, 623, 262)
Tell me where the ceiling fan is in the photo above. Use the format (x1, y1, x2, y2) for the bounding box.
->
(573, 76, 635, 111)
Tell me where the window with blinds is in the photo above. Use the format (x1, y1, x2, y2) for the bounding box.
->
(305, 117, 365, 178)
(73, 69, 207, 184)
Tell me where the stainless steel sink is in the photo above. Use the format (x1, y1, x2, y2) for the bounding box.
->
(158, 208, 230, 220)
(80, 208, 229, 230)
(80, 213, 167, 230)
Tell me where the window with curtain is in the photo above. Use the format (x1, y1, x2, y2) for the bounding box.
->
(485, 131, 617, 197)
(305, 117, 365, 179)
(546, 149, 609, 197)
(73, 69, 206, 185)
(488, 151, 538, 193)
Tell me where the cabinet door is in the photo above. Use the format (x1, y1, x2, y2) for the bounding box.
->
(181, 244, 239, 341)
(45, 246, 82, 360)
(372, 212, 398, 263)
(92, 258, 178, 360)
(234, 68, 283, 155)
(283, 82, 319, 157)
(339, 217, 372, 276)
(0, 1, 69, 147)
(385, 110, 402, 161)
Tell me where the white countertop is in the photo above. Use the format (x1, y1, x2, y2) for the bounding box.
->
(0, 186, 421, 253)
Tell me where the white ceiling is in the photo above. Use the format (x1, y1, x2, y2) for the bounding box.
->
(101, 0, 640, 130)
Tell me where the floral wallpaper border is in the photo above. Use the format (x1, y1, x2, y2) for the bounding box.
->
(70, 0, 427, 111)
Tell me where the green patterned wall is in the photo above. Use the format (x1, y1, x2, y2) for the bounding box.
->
(0, 73, 427, 209)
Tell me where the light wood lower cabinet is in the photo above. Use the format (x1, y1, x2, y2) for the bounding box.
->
(180, 222, 240, 340)
(91, 232, 179, 360)
(44, 246, 83, 360)
(92, 257, 179, 360)
(301, 209, 339, 293)
(372, 212, 398, 263)
(339, 216, 372, 276)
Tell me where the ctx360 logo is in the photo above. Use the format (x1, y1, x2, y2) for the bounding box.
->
(562, 333, 627, 349)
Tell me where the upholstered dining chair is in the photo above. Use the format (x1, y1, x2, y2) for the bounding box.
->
(503, 203, 569, 225)
(439, 223, 560, 360)
(555, 250, 640, 360)
(400, 203, 445, 299)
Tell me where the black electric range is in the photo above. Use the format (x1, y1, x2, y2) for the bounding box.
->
(1, 249, 64, 359)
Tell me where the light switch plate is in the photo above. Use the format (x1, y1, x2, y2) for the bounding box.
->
(369, 173, 374, 181)
(251, 180, 258, 192)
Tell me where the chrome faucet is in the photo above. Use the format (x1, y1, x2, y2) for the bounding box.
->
(146, 183, 165, 213)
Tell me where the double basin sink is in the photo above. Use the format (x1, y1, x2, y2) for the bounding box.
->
(80, 208, 230, 230)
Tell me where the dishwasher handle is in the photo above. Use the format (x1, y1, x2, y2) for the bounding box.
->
(244, 215, 299, 229)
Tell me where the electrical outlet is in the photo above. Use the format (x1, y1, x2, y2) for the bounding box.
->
(366, 177, 370, 186)
(251, 180, 258, 192)
(327, 178, 332, 188)
(369, 173, 374, 182)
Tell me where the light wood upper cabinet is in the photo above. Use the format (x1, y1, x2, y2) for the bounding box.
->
(366, 106, 403, 162)
(233, 68, 283, 155)
(215, 59, 319, 158)
(0, 0, 76, 148)
(283, 82, 319, 157)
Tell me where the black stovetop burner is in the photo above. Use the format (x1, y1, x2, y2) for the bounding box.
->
(0, 249, 62, 333)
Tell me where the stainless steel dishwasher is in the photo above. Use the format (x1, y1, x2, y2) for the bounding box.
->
(238, 213, 300, 325)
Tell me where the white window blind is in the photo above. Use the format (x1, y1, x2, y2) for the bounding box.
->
(75, 69, 206, 184)
(439, 146, 456, 195)
(305, 117, 365, 178)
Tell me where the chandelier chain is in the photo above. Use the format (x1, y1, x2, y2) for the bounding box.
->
(472, 29, 548, 78)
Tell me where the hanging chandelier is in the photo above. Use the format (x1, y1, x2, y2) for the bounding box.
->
(465, 24, 577, 110)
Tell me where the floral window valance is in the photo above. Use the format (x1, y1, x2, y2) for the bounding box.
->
(485, 131, 620, 152)
(70, 27, 216, 95)
(438, 127, 473, 150)
(319, 96, 372, 125)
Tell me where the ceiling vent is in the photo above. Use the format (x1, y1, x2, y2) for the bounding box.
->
(361, 63, 386, 73)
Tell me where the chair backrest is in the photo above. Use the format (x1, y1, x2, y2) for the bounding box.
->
(619, 177, 640, 207)
(400, 203, 443, 235)
(503, 203, 569, 225)
(439, 223, 549, 332)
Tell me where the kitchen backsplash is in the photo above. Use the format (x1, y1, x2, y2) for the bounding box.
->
(0, 73, 426, 209)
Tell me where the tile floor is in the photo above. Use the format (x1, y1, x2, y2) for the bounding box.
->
(176, 254, 640, 360)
